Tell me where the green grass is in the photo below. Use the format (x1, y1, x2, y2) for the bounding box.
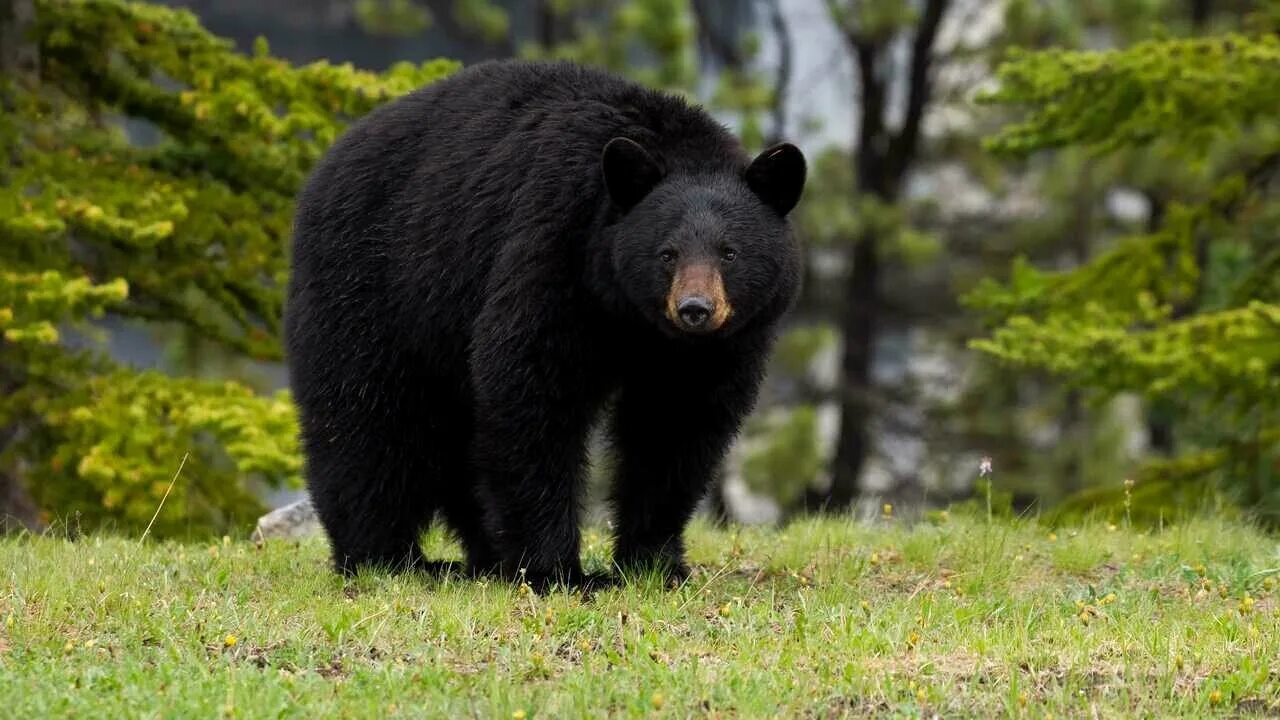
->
(2, 515, 1279, 718)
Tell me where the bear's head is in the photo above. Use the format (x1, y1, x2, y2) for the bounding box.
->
(601, 137, 805, 339)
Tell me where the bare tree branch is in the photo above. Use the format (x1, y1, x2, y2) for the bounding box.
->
(888, 0, 949, 180)
(763, 0, 792, 144)
(691, 0, 746, 68)
(850, 36, 887, 189)
(533, 0, 579, 51)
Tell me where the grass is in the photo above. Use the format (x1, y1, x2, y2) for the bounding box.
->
(2, 514, 1279, 718)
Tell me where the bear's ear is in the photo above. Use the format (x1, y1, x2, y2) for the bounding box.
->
(602, 137, 663, 210)
(745, 143, 806, 216)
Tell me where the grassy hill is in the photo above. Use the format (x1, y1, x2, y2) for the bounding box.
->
(2, 514, 1278, 717)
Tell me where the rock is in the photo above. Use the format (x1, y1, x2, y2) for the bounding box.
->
(252, 499, 321, 542)
(0, 472, 45, 534)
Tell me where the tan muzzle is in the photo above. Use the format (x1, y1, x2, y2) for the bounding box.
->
(665, 263, 732, 333)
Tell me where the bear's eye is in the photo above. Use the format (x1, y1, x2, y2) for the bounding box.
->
(659, 249, 677, 265)
(721, 247, 738, 263)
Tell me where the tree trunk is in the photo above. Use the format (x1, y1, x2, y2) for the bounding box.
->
(1189, 0, 1211, 27)
(763, 0, 791, 145)
(1058, 159, 1094, 487)
(536, 0, 556, 48)
(0, 469, 43, 533)
(1142, 193, 1177, 455)
(0, 0, 37, 76)
(827, 226, 880, 508)
(821, 0, 949, 512)
(534, 0, 574, 51)
(0, 0, 45, 534)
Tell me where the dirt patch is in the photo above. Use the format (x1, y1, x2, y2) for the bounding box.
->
(316, 657, 346, 679)
(1235, 697, 1280, 716)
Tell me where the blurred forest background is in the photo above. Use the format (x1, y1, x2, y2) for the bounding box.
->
(1, 0, 1276, 537)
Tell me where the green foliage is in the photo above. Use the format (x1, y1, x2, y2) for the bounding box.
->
(773, 324, 837, 379)
(521, 0, 697, 92)
(824, 0, 921, 40)
(708, 67, 772, 150)
(741, 405, 823, 507)
(984, 34, 1280, 155)
(32, 371, 300, 535)
(354, 0, 432, 37)
(452, 0, 510, 43)
(971, 23, 1280, 520)
(794, 147, 940, 262)
(1001, 0, 1177, 51)
(972, 299, 1279, 399)
(948, 478, 1016, 520)
(0, 272, 128, 347)
(793, 148, 859, 247)
(0, 0, 458, 535)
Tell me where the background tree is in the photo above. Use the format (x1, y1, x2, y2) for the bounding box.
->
(0, 0, 456, 534)
(739, 0, 1280, 518)
(970, 2, 1280, 522)
(810, 0, 952, 510)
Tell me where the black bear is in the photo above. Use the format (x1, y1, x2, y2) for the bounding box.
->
(285, 59, 805, 590)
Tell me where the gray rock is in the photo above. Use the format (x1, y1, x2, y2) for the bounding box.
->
(252, 498, 321, 542)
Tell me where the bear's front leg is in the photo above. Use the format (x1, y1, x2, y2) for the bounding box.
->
(610, 338, 769, 585)
(469, 282, 606, 593)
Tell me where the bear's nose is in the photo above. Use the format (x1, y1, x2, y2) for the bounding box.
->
(677, 296, 714, 330)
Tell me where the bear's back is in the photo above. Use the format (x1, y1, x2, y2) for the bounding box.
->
(295, 61, 745, 255)
(386, 60, 744, 176)
(288, 61, 747, 361)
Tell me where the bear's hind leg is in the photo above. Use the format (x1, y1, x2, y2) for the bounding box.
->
(468, 296, 604, 591)
(303, 429, 437, 576)
(429, 406, 500, 576)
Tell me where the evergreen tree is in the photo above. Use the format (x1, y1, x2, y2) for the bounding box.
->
(0, 0, 457, 534)
(970, 5, 1280, 521)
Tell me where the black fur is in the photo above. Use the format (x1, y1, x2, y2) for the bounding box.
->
(285, 59, 805, 590)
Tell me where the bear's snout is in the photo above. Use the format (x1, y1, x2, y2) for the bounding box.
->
(677, 296, 713, 329)
(666, 263, 732, 334)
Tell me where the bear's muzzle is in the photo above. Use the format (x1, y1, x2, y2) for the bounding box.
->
(666, 262, 732, 334)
